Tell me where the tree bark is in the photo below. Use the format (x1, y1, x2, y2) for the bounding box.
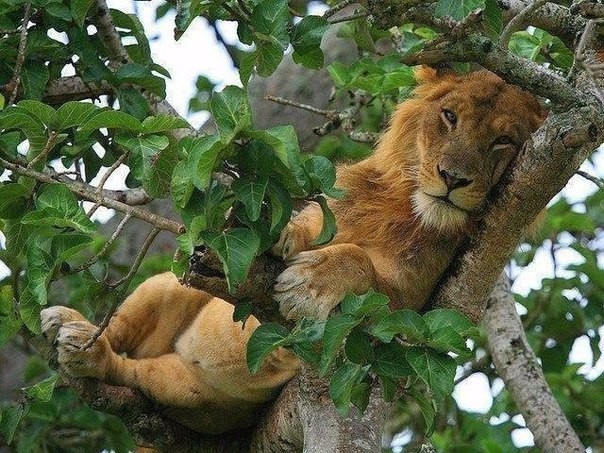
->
(484, 276, 585, 453)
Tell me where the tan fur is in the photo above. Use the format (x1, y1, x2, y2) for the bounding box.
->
(273, 68, 544, 317)
(41, 273, 299, 434)
(41, 68, 544, 439)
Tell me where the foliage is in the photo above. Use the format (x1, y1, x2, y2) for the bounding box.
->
(0, 0, 601, 451)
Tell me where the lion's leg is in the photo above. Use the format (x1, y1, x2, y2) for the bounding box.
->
(272, 202, 323, 259)
(102, 273, 211, 357)
(274, 243, 376, 319)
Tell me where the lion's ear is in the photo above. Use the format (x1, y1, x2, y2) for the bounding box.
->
(415, 64, 455, 84)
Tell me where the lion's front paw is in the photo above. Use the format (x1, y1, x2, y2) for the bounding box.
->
(272, 222, 309, 260)
(273, 251, 345, 320)
(41, 306, 87, 345)
(56, 321, 114, 380)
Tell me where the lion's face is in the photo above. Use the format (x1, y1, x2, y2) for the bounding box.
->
(409, 70, 544, 232)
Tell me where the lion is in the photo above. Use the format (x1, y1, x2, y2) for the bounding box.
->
(40, 67, 544, 437)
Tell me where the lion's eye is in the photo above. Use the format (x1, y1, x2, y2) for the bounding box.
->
(494, 135, 513, 146)
(441, 109, 457, 127)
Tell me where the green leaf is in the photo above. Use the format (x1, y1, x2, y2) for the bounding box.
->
(369, 309, 430, 343)
(304, 155, 345, 198)
(141, 115, 190, 134)
(54, 101, 99, 130)
(312, 196, 337, 246)
(0, 183, 29, 219)
(232, 176, 268, 222)
(0, 404, 26, 444)
(210, 86, 253, 143)
(171, 160, 195, 209)
(266, 178, 292, 234)
(202, 228, 260, 294)
(115, 63, 166, 98)
(20, 287, 42, 332)
(21, 63, 50, 101)
(117, 87, 149, 120)
(372, 342, 413, 378)
(292, 48, 325, 70)
(427, 325, 467, 354)
(340, 291, 390, 318)
(51, 233, 93, 262)
(344, 329, 374, 364)
(251, 0, 289, 48)
(80, 109, 142, 132)
(29, 184, 96, 234)
(17, 100, 55, 125)
(246, 322, 290, 374)
(406, 347, 456, 403)
(290, 15, 329, 69)
(233, 299, 254, 327)
(483, 0, 503, 40)
(71, 0, 93, 27)
(407, 387, 437, 435)
(435, 0, 486, 20)
(0, 315, 22, 347)
(320, 314, 361, 374)
(23, 373, 59, 402)
(328, 362, 369, 416)
(187, 135, 225, 190)
(248, 125, 302, 171)
(423, 309, 475, 336)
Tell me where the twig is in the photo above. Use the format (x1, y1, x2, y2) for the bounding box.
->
(96, 151, 129, 194)
(0, 157, 184, 234)
(82, 226, 160, 349)
(323, 0, 354, 18)
(222, 2, 249, 22)
(265, 95, 335, 116)
(26, 131, 59, 169)
(0, 29, 20, 35)
(499, 0, 549, 47)
(570, 19, 604, 104)
(576, 169, 604, 190)
(6, 2, 32, 105)
(328, 10, 369, 25)
(91, 0, 129, 67)
(70, 213, 133, 275)
(315, 91, 380, 143)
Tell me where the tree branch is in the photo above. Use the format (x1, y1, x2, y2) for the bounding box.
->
(0, 157, 184, 234)
(400, 34, 588, 110)
(499, 0, 585, 48)
(43, 76, 113, 105)
(3, 2, 32, 105)
(484, 276, 585, 453)
(499, 0, 549, 47)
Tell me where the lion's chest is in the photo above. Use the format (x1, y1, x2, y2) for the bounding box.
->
(364, 238, 459, 310)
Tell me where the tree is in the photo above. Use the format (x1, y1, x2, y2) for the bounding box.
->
(0, 0, 603, 452)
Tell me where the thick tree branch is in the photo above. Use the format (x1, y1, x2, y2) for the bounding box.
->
(251, 366, 389, 453)
(400, 34, 588, 110)
(484, 276, 585, 453)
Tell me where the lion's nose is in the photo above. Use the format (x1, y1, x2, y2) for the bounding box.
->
(437, 165, 472, 191)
